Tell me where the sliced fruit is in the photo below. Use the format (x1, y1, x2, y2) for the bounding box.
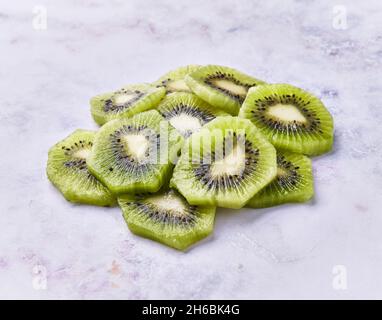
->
(247, 151, 314, 208)
(47, 130, 116, 206)
(90, 84, 165, 125)
(154, 65, 202, 94)
(185, 65, 266, 115)
(157, 92, 229, 137)
(87, 110, 183, 194)
(118, 189, 215, 250)
(170, 116, 277, 209)
(239, 84, 334, 156)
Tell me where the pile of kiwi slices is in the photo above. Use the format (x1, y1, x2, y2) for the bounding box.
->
(47, 64, 334, 251)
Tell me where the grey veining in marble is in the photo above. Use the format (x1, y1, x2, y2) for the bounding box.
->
(0, 0, 382, 299)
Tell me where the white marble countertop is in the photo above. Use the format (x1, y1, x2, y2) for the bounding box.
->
(1, 0, 382, 299)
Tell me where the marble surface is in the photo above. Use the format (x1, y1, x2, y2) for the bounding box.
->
(1, 0, 382, 299)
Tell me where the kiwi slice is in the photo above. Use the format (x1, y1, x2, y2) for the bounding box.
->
(90, 84, 165, 125)
(157, 92, 229, 138)
(154, 65, 201, 94)
(247, 151, 314, 208)
(118, 189, 215, 250)
(87, 110, 183, 194)
(170, 116, 277, 209)
(239, 84, 334, 156)
(185, 65, 266, 115)
(47, 130, 116, 206)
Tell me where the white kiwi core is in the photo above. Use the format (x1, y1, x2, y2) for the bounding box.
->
(169, 114, 202, 135)
(114, 93, 136, 105)
(212, 79, 248, 96)
(122, 134, 149, 160)
(147, 193, 186, 216)
(168, 79, 191, 92)
(267, 104, 307, 123)
(210, 144, 246, 177)
(277, 167, 288, 177)
(73, 148, 91, 160)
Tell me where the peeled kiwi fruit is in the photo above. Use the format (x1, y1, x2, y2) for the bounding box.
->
(157, 92, 229, 137)
(247, 151, 314, 208)
(239, 84, 334, 156)
(118, 188, 215, 250)
(87, 110, 183, 194)
(47, 130, 116, 206)
(48, 64, 334, 250)
(90, 84, 165, 125)
(170, 116, 277, 209)
(185, 65, 266, 115)
(154, 65, 201, 94)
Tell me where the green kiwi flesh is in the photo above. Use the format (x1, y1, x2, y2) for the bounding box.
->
(154, 65, 201, 94)
(118, 189, 215, 250)
(90, 84, 165, 125)
(247, 151, 314, 208)
(239, 84, 334, 156)
(87, 110, 183, 194)
(47, 130, 116, 206)
(157, 92, 229, 137)
(170, 116, 277, 209)
(185, 65, 266, 115)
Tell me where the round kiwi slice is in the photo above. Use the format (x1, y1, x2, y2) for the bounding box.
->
(157, 92, 229, 138)
(47, 130, 116, 206)
(90, 84, 165, 125)
(87, 110, 183, 195)
(239, 84, 334, 156)
(118, 189, 215, 251)
(154, 65, 202, 94)
(247, 151, 314, 208)
(170, 116, 277, 209)
(185, 65, 266, 115)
